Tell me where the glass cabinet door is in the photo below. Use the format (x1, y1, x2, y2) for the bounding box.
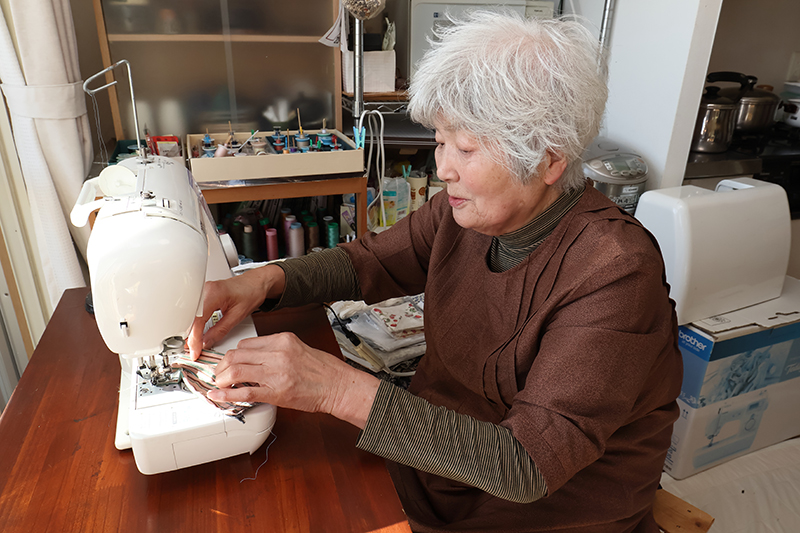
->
(102, 0, 339, 140)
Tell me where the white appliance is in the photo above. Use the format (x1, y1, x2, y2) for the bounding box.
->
(634, 178, 791, 325)
(71, 155, 276, 475)
(582, 137, 649, 215)
(409, 0, 554, 79)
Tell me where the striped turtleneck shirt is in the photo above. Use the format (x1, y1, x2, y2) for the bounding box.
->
(271, 183, 584, 503)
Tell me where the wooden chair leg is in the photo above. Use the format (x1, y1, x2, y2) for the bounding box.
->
(653, 488, 715, 533)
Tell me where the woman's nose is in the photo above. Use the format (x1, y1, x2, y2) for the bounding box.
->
(435, 147, 457, 182)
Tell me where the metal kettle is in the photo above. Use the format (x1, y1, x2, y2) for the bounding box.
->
(711, 72, 781, 134)
(690, 83, 742, 153)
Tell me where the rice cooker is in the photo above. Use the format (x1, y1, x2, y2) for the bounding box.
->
(582, 138, 649, 215)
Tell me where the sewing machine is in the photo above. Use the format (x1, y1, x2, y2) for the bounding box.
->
(71, 153, 276, 475)
(692, 392, 768, 470)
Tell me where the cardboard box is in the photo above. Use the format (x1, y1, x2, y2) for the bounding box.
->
(186, 130, 363, 183)
(664, 276, 800, 479)
(342, 50, 396, 94)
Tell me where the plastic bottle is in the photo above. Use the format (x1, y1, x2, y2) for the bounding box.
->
(382, 176, 410, 226)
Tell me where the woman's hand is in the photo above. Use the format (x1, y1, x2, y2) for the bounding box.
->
(187, 264, 286, 360)
(208, 332, 380, 429)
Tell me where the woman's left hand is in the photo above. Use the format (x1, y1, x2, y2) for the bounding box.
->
(209, 332, 380, 429)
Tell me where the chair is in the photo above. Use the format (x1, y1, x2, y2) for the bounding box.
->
(653, 489, 715, 533)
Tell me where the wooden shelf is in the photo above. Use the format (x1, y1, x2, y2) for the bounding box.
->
(342, 90, 408, 101)
(106, 33, 322, 43)
(201, 175, 369, 237)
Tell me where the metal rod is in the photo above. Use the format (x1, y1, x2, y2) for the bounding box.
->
(598, 0, 615, 52)
(83, 59, 144, 161)
(353, 17, 364, 120)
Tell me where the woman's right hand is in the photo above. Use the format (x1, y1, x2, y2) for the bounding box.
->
(187, 264, 286, 360)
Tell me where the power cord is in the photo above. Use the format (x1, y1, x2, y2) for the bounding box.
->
(358, 110, 386, 229)
(323, 303, 415, 378)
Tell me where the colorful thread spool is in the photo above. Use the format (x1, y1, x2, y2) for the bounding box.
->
(283, 214, 297, 246)
(265, 228, 279, 261)
(327, 222, 339, 248)
(242, 224, 258, 260)
(287, 222, 305, 258)
(295, 134, 311, 149)
(306, 221, 319, 250)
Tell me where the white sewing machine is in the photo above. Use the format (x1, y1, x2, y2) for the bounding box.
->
(71, 153, 276, 475)
(692, 391, 769, 470)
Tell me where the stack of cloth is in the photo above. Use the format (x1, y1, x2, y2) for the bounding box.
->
(328, 294, 426, 385)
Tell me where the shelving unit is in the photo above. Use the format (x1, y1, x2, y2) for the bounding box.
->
(90, 0, 368, 238)
(92, 0, 344, 142)
(342, 91, 408, 115)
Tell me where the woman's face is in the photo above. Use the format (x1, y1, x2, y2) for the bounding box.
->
(434, 126, 564, 236)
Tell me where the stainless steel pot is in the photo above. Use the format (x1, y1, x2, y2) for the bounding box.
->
(710, 72, 782, 134)
(690, 86, 739, 153)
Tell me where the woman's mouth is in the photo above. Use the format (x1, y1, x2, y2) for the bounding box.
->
(448, 195, 466, 208)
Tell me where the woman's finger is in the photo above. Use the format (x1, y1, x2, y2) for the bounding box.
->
(208, 385, 270, 404)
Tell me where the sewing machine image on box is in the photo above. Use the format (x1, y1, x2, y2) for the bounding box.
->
(692, 392, 769, 470)
(70, 152, 276, 475)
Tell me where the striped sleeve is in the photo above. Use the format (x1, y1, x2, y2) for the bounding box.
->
(357, 380, 548, 504)
(263, 246, 362, 311)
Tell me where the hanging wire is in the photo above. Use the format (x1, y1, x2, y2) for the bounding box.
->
(89, 91, 110, 167)
(358, 110, 386, 228)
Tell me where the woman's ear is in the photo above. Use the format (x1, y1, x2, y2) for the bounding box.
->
(543, 152, 568, 186)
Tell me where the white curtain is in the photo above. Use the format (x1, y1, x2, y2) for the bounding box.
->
(0, 0, 91, 311)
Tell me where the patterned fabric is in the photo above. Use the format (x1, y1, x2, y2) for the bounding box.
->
(171, 349, 258, 420)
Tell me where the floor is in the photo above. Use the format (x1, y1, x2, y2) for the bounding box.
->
(660, 437, 800, 533)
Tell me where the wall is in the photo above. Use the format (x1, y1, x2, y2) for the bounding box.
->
(707, 0, 800, 95)
(600, 0, 723, 191)
(706, 0, 800, 279)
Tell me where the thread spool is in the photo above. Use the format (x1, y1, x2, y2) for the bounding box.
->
(279, 208, 292, 246)
(265, 228, 279, 261)
(258, 217, 270, 259)
(252, 138, 267, 154)
(231, 220, 244, 254)
(287, 222, 305, 258)
(295, 134, 310, 149)
(242, 224, 258, 260)
(284, 214, 297, 246)
(327, 222, 339, 248)
(306, 221, 319, 250)
(322, 215, 334, 234)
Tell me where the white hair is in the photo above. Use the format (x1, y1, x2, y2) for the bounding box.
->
(407, 10, 608, 191)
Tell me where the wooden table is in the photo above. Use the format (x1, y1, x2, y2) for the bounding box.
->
(201, 174, 369, 238)
(0, 288, 410, 532)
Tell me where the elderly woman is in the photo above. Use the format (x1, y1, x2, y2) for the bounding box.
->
(189, 11, 682, 533)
